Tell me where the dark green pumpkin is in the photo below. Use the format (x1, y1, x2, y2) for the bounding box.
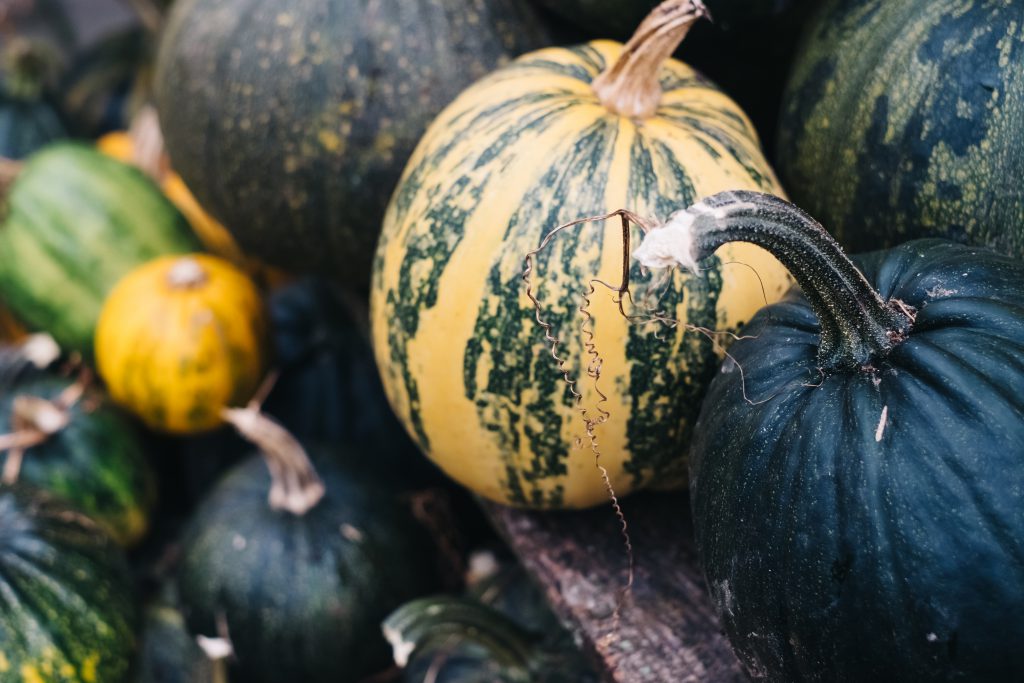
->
(390, 563, 598, 683)
(778, 0, 1024, 257)
(263, 278, 438, 488)
(632, 191, 1024, 680)
(0, 142, 199, 357)
(0, 363, 156, 546)
(154, 0, 553, 288)
(178, 450, 439, 683)
(0, 483, 137, 682)
(0, 39, 67, 159)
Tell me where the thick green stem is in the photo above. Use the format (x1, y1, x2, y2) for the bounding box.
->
(592, 0, 707, 119)
(633, 190, 914, 370)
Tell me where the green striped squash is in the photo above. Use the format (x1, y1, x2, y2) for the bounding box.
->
(0, 143, 199, 357)
(778, 0, 1024, 257)
(371, 3, 792, 508)
(0, 365, 157, 546)
(0, 484, 137, 683)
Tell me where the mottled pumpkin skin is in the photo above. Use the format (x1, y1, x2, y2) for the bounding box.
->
(95, 254, 268, 434)
(178, 453, 438, 683)
(155, 0, 552, 288)
(372, 41, 791, 509)
(692, 240, 1024, 681)
(0, 484, 137, 683)
(778, 0, 1024, 257)
(0, 371, 156, 546)
(0, 143, 199, 357)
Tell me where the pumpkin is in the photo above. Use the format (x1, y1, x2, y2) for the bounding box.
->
(778, 0, 1024, 258)
(262, 277, 439, 488)
(387, 562, 598, 683)
(0, 363, 157, 546)
(0, 39, 66, 159)
(630, 190, 1024, 681)
(371, 0, 790, 508)
(95, 253, 268, 434)
(0, 142, 199, 357)
(0, 483, 137, 683)
(154, 0, 553, 288)
(178, 410, 439, 683)
(137, 604, 217, 683)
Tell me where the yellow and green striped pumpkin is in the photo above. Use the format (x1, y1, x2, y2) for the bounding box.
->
(96, 254, 268, 435)
(371, 2, 792, 508)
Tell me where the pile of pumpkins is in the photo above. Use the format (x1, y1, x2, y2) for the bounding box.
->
(1, 0, 1022, 681)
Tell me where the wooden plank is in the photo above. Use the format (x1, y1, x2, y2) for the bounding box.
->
(483, 492, 747, 683)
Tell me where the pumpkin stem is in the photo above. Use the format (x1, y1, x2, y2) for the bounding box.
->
(221, 406, 325, 515)
(592, 0, 708, 119)
(127, 105, 171, 183)
(166, 256, 209, 289)
(0, 370, 88, 483)
(383, 597, 539, 680)
(632, 190, 915, 370)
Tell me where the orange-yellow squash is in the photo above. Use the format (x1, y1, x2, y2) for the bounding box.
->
(95, 254, 268, 434)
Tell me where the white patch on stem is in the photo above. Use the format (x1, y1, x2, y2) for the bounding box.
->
(632, 207, 701, 273)
(383, 625, 416, 668)
(196, 635, 234, 661)
(875, 405, 889, 443)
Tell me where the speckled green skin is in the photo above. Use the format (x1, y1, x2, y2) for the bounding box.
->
(0, 371, 156, 546)
(692, 240, 1024, 680)
(0, 143, 198, 357)
(534, 0, 796, 38)
(0, 484, 137, 683)
(178, 452, 439, 683)
(154, 0, 552, 288)
(778, 0, 1024, 258)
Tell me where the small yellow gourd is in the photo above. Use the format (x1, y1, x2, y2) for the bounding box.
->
(95, 254, 268, 434)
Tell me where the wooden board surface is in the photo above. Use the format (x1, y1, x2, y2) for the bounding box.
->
(483, 492, 748, 683)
